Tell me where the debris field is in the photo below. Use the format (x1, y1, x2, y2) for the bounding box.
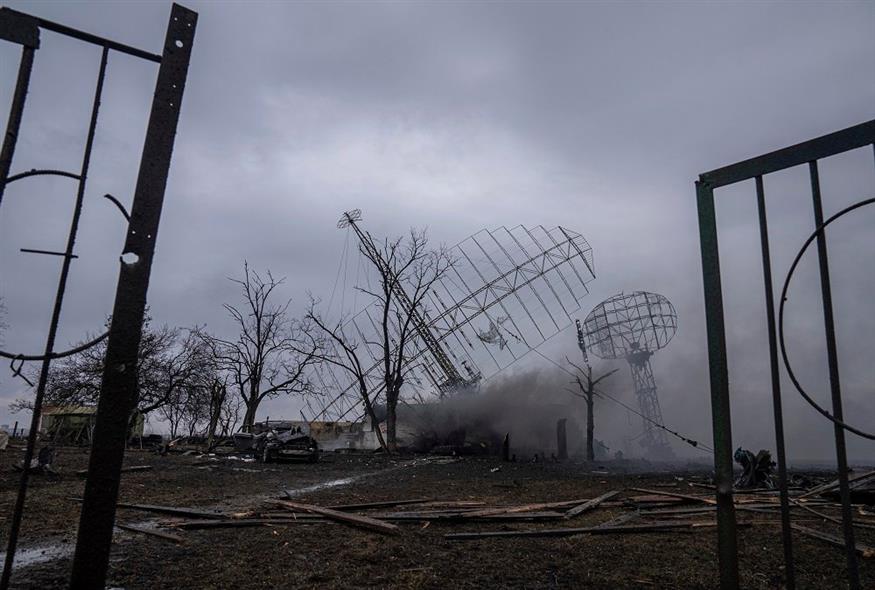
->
(1, 448, 873, 589)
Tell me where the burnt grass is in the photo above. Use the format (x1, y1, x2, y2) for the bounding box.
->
(1, 447, 872, 589)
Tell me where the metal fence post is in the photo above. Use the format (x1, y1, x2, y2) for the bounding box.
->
(695, 179, 739, 590)
(69, 5, 196, 588)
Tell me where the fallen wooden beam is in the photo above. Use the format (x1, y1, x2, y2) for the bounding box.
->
(565, 490, 620, 519)
(790, 500, 875, 532)
(445, 520, 724, 540)
(464, 498, 591, 518)
(380, 511, 566, 522)
(798, 469, 875, 500)
(628, 488, 717, 506)
(174, 518, 328, 530)
(116, 523, 184, 543)
(270, 499, 399, 535)
(115, 502, 229, 519)
(791, 524, 875, 558)
(324, 498, 432, 511)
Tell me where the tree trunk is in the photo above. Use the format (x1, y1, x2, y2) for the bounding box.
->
(206, 382, 225, 449)
(586, 389, 595, 462)
(385, 389, 399, 452)
(358, 383, 388, 452)
(242, 402, 258, 432)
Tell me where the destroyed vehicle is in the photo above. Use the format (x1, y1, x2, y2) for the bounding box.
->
(255, 429, 319, 463)
(233, 421, 319, 462)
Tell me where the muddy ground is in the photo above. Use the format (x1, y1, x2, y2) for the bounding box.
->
(0, 446, 872, 589)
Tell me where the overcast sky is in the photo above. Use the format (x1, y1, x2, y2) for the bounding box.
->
(0, 1, 872, 462)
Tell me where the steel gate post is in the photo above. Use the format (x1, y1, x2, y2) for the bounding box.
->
(695, 179, 739, 590)
(69, 4, 196, 588)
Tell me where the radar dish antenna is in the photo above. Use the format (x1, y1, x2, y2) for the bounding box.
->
(581, 291, 677, 458)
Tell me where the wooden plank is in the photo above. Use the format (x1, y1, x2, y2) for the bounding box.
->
(174, 518, 328, 530)
(791, 524, 875, 558)
(380, 511, 565, 522)
(445, 521, 722, 541)
(325, 498, 432, 511)
(271, 499, 399, 535)
(790, 500, 875, 531)
(464, 498, 591, 518)
(115, 523, 184, 543)
(565, 490, 620, 519)
(115, 502, 229, 519)
(628, 488, 717, 506)
(798, 470, 875, 499)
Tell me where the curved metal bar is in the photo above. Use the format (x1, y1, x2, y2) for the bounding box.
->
(0, 331, 107, 362)
(778, 197, 875, 440)
(3, 168, 80, 184)
(102, 193, 130, 221)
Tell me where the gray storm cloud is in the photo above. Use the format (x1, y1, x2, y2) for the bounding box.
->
(0, 0, 872, 463)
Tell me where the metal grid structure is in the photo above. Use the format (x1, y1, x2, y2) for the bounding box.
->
(581, 291, 677, 456)
(308, 214, 596, 422)
(0, 5, 196, 588)
(696, 119, 875, 590)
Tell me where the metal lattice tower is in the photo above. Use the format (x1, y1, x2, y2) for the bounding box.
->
(581, 291, 677, 458)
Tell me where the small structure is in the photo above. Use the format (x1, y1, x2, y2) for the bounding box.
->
(39, 406, 143, 445)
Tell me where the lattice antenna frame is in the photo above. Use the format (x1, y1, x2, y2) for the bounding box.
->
(582, 291, 677, 360)
(310, 219, 597, 422)
(581, 291, 677, 457)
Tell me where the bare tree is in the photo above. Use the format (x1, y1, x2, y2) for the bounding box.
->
(567, 358, 617, 461)
(11, 318, 210, 431)
(303, 298, 388, 452)
(308, 229, 453, 451)
(198, 262, 321, 431)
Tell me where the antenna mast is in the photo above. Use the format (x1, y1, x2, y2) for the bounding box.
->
(338, 210, 470, 393)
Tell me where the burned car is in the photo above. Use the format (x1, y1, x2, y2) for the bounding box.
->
(234, 421, 319, 463)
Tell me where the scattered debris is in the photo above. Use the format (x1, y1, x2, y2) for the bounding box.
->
(734, 448, 775, 489)
(270, 499, 400, 535)
(565, 490, 620, 519)
(791, 524, 875, 559)
(115, 523, 184, 544)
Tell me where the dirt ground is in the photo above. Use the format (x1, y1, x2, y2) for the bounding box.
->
(0, 446, 872, 589)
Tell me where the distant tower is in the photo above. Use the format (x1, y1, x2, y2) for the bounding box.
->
(581, 291, 678, 459)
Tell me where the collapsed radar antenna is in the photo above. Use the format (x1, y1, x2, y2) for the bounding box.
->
(309, 211, 597, 422)
(581, 291, 678, 459)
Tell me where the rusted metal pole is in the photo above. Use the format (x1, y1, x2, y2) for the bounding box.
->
(755, 175, 796, 589)
(0, 9, 39, 209)
(69, 5, 196, 588)
(809, 161, 859, 589)
(1, 40, 106, 590)
(696, 179, 739, 590)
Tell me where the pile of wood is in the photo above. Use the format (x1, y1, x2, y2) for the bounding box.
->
(102, 475, 875, 559)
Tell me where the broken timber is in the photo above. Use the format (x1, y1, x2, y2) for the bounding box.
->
(464, 498, 592, 518)
(627, 487, 717, 506)
(445, 521, 728, 541)
(791, 524, 875, 558)
(115, 523, 184, 543)
(565, 490, 620, 519)
(270, 499, 399, 535)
